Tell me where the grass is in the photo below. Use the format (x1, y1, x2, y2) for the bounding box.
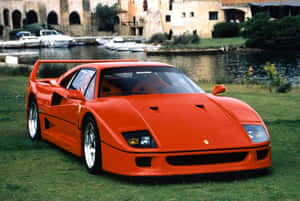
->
(200, 37, 246, 48)
(0, 76, 300, 201)
(161, 37, 246, 49)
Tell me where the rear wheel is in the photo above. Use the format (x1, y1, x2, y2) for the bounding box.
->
(82, 116, 102, 174)
(27, 98, 41, 140)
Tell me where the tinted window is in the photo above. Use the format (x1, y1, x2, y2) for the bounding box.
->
(99, 67, 204, 97)
(209, 11, 218, 20)
(85, 75, 96, 100)
(68, 69, 96, 94)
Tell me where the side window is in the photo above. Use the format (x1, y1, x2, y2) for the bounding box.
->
(61, 71, 77, 88)
(68, 69, 96, 94)
(85, 75, 96, 100)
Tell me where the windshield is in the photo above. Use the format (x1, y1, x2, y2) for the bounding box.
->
(99, 67, 204, 97)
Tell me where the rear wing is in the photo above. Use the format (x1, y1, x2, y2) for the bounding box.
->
(29, 59, 139, 81)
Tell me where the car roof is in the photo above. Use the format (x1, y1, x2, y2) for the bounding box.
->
(77, 61, 174, 70)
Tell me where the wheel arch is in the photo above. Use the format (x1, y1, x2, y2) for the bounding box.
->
(80, 112, 101, 140)
(26, 92, 37, 125)
(80, 112, 94, 129)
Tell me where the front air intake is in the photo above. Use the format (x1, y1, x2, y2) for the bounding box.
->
(135, 157, 152, 167)
(166, 152, 248, 166)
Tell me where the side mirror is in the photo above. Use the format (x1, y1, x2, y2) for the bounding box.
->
(68, 90, 86, 101)
(213, 85, 226, 95)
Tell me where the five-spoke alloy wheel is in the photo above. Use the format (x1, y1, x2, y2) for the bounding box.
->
(82, 116, 102, 174)
(27, 98, 41, 140)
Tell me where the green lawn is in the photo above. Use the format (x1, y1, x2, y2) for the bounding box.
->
(161, 37, 246, 49)
(0, 76, 299, 201)
(200, 37, 246, 48)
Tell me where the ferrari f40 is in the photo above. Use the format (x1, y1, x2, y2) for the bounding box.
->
(26, 60, 271, 176)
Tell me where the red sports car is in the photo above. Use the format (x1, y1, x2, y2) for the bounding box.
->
(26, 60, 271, 176)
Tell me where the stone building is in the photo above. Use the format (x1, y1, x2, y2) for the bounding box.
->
(125, 0, 299, 38)
(0, 0, 119, 39)
(1, 0, 299, 39)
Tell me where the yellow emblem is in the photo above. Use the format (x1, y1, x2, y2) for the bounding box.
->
(204, 139, 209, 144)
(78, 104, 81, 114)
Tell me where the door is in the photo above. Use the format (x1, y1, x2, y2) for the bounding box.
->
(46, 68, 97, 150)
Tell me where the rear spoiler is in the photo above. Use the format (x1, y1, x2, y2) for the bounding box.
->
(30, 59, 139, 81)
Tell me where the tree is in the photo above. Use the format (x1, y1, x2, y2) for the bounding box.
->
(96, 3, 117, 31)
(241, 13, 300, 49)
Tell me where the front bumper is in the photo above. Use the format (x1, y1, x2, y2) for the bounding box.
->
(101, 143, 271, 176)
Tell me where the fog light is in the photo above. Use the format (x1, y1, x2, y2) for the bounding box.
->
(128, 138, 139, 145)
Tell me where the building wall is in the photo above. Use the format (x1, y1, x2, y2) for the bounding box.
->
(162, 0, 225, 38)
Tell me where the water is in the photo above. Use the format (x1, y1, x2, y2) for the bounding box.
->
(2, 46, 300, 83)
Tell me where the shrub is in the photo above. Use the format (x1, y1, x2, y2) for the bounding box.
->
(264, 62, 292, 93)
(241, 13, 300, 49)
(149, 33, 168, 44)
(212, 22, 240, 38)
(173, 33, 200, 45)
(96, 3, 117, 31)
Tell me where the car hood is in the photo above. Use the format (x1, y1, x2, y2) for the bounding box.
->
(90, 93, 262, 152)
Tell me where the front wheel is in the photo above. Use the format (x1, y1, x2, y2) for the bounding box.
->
(82, 116, 102, 174)
(27, 98, 41, 140)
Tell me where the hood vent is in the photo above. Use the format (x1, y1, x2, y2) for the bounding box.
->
(195, 104, 204, 109)
(150, 106, 159, 111)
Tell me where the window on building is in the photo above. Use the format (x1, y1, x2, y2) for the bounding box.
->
(182, 12, 186, 18)
(165, 15, 171, 22)
(209, 11, 218, 20)
(143, 0, 148, 11)
(114, 16, 120, 24)
(12, 10, 22, 29)
(190, 12, 194, 17)
(4, 9, 9, 26)
(169, 0, 173, 11)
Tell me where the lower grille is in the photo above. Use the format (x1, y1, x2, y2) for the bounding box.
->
(166, 152, 248, 166)
(135, 157, 152, 167)
(257, 149, 268, 160)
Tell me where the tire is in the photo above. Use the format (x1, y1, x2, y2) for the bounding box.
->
(82, 116, 102, 174)
(27, 97, 41, 140)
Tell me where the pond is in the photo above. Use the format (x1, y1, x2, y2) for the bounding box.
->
(1, 46, 300, 84)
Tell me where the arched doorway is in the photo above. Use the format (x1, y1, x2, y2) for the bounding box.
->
(69, 12, 81, 25)
(4, 9, 9, 26)
(27, 10, 38, 24)
(47, 11, 58, 25)
(114, 16, 120, 25)
(12, 10, 22, 29)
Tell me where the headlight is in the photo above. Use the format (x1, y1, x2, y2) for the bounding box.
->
(243, 125, 269, 143)
(122, 130, 157, 148)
